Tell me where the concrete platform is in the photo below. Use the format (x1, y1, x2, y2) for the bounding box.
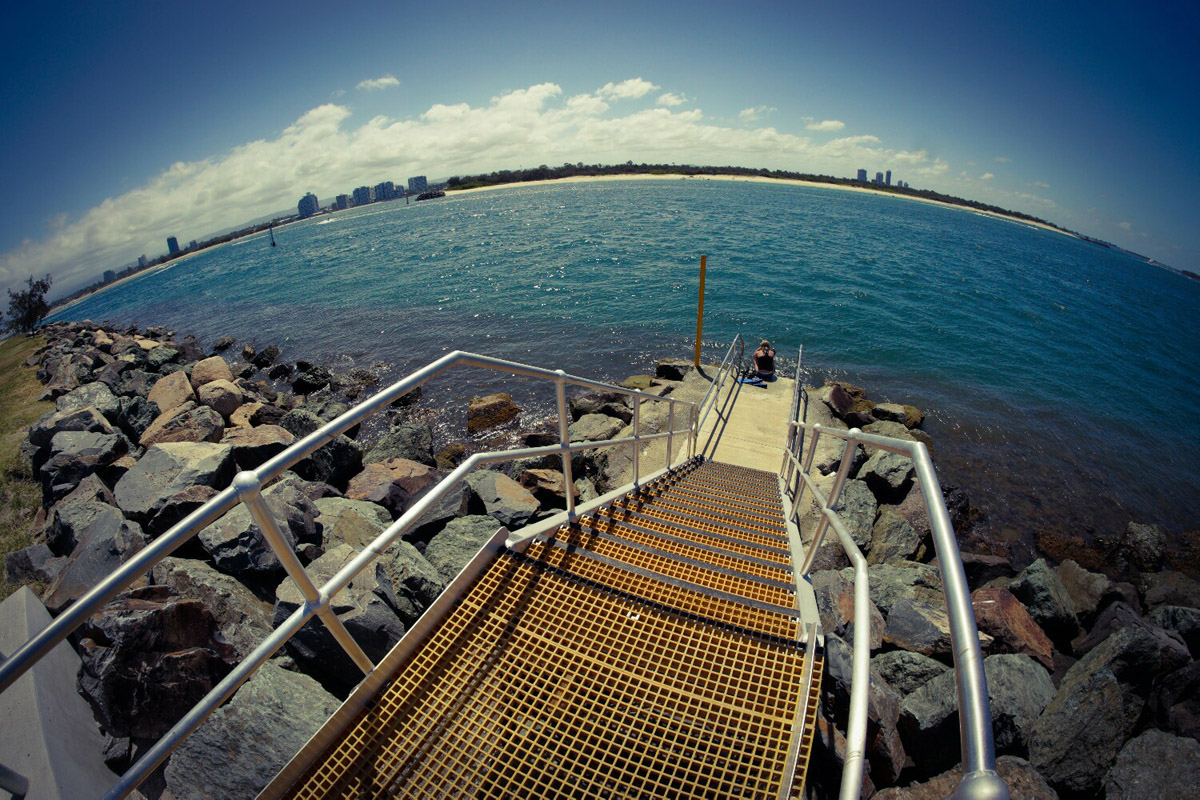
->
(697, 376, 798, 473)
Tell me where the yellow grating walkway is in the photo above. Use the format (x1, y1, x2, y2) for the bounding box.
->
(270, 458, 823, 799)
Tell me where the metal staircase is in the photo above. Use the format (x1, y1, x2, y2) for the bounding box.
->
(268, 457, 823, 799)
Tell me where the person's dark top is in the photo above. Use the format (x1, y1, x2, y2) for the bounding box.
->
(753, 344, 775, 376)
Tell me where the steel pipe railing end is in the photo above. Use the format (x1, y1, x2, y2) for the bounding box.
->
(952, 770, 1010, 800)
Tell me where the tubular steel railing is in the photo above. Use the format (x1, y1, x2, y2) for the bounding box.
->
(778, 377, 1009, 800)
(0, 349, 715, 799)
(697, 335, 745, 459)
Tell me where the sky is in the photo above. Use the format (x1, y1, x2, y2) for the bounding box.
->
(2, 0, 1197, 298)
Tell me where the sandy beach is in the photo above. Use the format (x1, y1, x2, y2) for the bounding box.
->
(449, 172, 1078, 239)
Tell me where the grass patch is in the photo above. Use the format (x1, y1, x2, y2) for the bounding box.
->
(0, 333, 51, 601)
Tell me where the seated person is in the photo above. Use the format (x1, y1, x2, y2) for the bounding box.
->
(752, 339, 776, 380)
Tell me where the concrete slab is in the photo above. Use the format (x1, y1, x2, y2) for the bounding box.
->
(0, 587, 118, 800)
(698, 377, 798, 473)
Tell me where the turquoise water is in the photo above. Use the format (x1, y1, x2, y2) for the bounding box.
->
(51, 179, 1200, 551)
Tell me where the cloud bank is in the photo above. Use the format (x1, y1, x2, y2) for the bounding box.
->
(356, 75, 400, 91)
(2, 79, 959, 294)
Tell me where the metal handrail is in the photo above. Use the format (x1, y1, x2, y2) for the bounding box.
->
(0, 350, 701, 798)
(783, 416, 1009, 800)
(693, 334, 744, 445)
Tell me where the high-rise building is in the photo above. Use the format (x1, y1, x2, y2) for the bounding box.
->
(298, 192, 320, 218)
(408, 175, 428, 194)
(857, 168, 868, 182)
(874, 172, 884, 185)
(138, 255, 148, 268)
(374, 181, 395, 201)
(885, 170, 892, 186)
(335, 194, 349, 210)
(189, 240, 198, 250)
(352, 186, 371, 206)
(167, 236, 180, 255)
(103, 270, 116, 283)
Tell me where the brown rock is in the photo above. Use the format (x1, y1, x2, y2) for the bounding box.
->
(221, 424, 295, 470)
(873, 755, 1056, 800)
(972, 587, 1055, 670)
(229, 401, 264, 429)
(518, 468, 580, 509)
(346, 458, 441, 518)
(1056, 559, 1113, 626)
(467, 393, 522, 432)
(197, 379, 244, 420)
(147, 370, 195, 414)
(190, 355, 234, 388)
(140, 401, 225, 447)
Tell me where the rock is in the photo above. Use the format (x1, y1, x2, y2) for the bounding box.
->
(960, 552, 1015, 588)
(283, 419, 362, 490)
(162, 662, 339, 800)
(972, 586, 1055, 670)
(229, 401, 263, 428)
(374, 540, 447, 625)
(1115, 521, 1166, 574)
(150, 557, 274, 660)
(363, 421, 436, 467)
(55, 381, 121, 421)
(435, 441, 469, 470)
(43, 474, 116, 554)
(315, 497, 392, 550)
(464, 470, 540, 529)
(868, 506, 926, 565)
(251, 344, 281, 368)
(518, 468, 580, 510)
(884, 596, 985, 658)
(873, 756, 1057, 800)
(467, 392, 522, 432)
(871, 650, 949, 696)
(186, 355, 232, 389)
(858, 450, 915, 503)
(146, 370, 196, 414)
(275, 544, 405, 692)
(4, 542, 64, 585)
(336, 367, 379, 400)
(146, 484, 221, 537)
(38, 430, 128, 503)
(176, 334, 206, 363)
(821, 634, 907, 784)
(42, 506, 147, 614)
(1153, 660, 1200, 740)
(1104, 729, 1200, 799)
(346, 458, 441, 519)
(267, 363, 293, 381)
(198, 479, 321, 581)
(900, 653, 1053, 778)
(115, 395, 160, 441)
(1148, 605, 1200, 658)
(567, 413, 625, 442)
(241, 345, 256, 362)
(196, 378, 244, 419)
(863, 419, 934, 449)
(618, 374, 654, 390)
(1008, 558, 1079, 647)
(1055, 559, 1112, 626)
(113, 442, 235, 524)
(867, 561, 945, 615)
(424, 515, 502, 581)
(139, 400, 225, 447)
(812, 569, 884, 651)
(28, 406, 116, 459)
(145, 345, 180, 370)
(1137, 569, 1200, 610)
(291, 364, 333, 394)
(76, 585, 236, 739)
(1072, 601, 1152, 656)
(221, 424, 295, 469)
(654, 359, 692, 381)
(823, 380, 876, 426)
(212, 336, 235, 352)
(871, 402, 925, 429)
(832, 479, 877, 550)
(92, 359, 129, 393)
(569, 391, 626, 421)
(116, 368, 156, 399)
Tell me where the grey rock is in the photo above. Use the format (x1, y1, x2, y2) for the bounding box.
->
(871, 650, 949, 696)
(315, 496, 392, 550)
(1115, 521, 1166, 574)
(1008, 558, 1079, 646)
(811, 569, 884, 650)
(364, 420, 435, 467)
(146, 484, 220, 537)
(55, 381, 121, 421)
(279, 408, 366, 488)
(42, 506, 147, 614)
(115, 395, 160, 440)
(163, 662, 339, 800)
(1153, 660, 1200, 740)
(464, 470, 540, 529)
(1073, 601, 1150, 656)
(138, 400, 225, 447)
(821, 634, 907, 784)
(868, 506, 926, 565)
(1149, 605, 1200, 658)
(873, 756, 1057, 800)
(814, 437, 867, 477)
(569, 390, 626, 420)
(44, 473, 117, 555)
(251, 344, 281, 368)
(39, 430, 128, 504)
(857, 450, 915, 503)
(198, 479, 320, 580)
(145, 345, 180, 370)
(654, 358, 693, 381)
(374, 540, 447, 626)
(28, 406, 115, 454)
(116, 368, 156, 399)
(425, 515, 502, 581)
(4, 542, 64, 585)
(1137, 569, 1200, 610)
(1104, 729, 1200, 799)
(150, 557, 274, 660)
(832, 479, 877, 550)
(568, 413, 625, 442)
(1055, 559, 1112, 627)
(883, 596, 960, 657)
(113, 442, 235, 524)
(866, 562, 944, 616)
(291, 365, 333, 394)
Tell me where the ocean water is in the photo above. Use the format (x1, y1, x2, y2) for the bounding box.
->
(50, 179, 1200, 553)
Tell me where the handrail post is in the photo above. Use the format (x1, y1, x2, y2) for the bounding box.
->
(798, 429, 859, 575)
(554, 370, 577, 519)
(232, 472, 374, 675)
(631, 397, 641, 487)
(689, 405, 698, 459)
(666, 403, 675, 470)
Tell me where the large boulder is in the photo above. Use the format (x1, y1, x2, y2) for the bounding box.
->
(139, 401, 225, 447)
(424, 515, 502, 582)
(43, 474, 117, 555)
(1148, 605, 1200, 658)
(1055, 558, 1114, 627)
(832, 479, 877, 550)
(274, 544, 405, 693)
(871, 650, 949, 696)
(1153, 660, 1200, 740)
(38, 430, 128, 503)
(868, 506, 926, 565)
(315, 497, 393, 550)
(113, 442, 235, 524)
(4, 542, 65, 585)
(197, 379, 244, 420)
(870, 402, 925, 430)
(250, 344, 281, 369)
(464, 470, 540, 529)
(872, 756, 1057, 800)
(76, 586, 236, 740)
(822, 380, 876, 426)
(150, 557, 274, 660)
(518, 468, 580, 510)
(163, 662, 340, 800)
(1008, 558, 1079, 647)
(467, 393, 522, 432)
(346, 458, 441, 519)
(821, 634, 906, 785)
(147, 370, 196, 414)
(198, 478, 321, 581)
(221, 424, 295, 470)
(1114, 521, 1166, 574)
(279, 409, 364, 489)
(28, 406, 115, 456)
(189, 355, 234, 389)
(1104, 729, 1200, 799)
(374, 540, 447, 626)
(291, 364, 333, 394)
(569, 391, 627, 421)
(41, 505, 147, 614)
(55, 381, 121, 422)
(115, 395, 161, 441)
(1137, 569, 1200, 610)
(972, 586, 1055, 670)
(857, 450, 914, 503)
(811, 569, 884, 651)
(568, 413, 625, 442)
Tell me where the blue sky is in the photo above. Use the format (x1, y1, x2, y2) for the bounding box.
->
(2, 0, 1197, 297)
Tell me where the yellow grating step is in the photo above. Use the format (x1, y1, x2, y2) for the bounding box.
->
(280, 548, 822, 800)
(678, 472, 782, 502)
(613, 497, 788, 541)
(596, 504, 789, 552)
(629, 489, 787, 533)
(646, 480, 785, 518)
(578, 511, 793, 566)
(692, 460, 781, 485)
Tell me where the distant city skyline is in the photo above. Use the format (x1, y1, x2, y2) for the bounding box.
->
(1, 1, 1196, 297)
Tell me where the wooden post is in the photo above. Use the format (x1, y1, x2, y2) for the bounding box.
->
(693, 255, 707, 367)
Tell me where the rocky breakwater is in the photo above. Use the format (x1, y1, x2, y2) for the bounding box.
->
(802, 380, 1200, 799)
(3, 322, 695, 797)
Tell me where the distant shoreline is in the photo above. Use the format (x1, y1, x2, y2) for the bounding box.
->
(448, 172, 1079, 240)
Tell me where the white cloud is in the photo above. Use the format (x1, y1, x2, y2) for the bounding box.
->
(597, 78, 658, 100)
(355, 75, 400, 92)
(739, 105, 777, 121)
(1030, 180, 1050, 189)
(2, 81, 960, 294)
(995, 156, 1012, 163)
(1119, 221, 1132, 230)
(805, 119, 845, 132)
(656, 92, 687, 107)
(980, 172, 995, 180)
